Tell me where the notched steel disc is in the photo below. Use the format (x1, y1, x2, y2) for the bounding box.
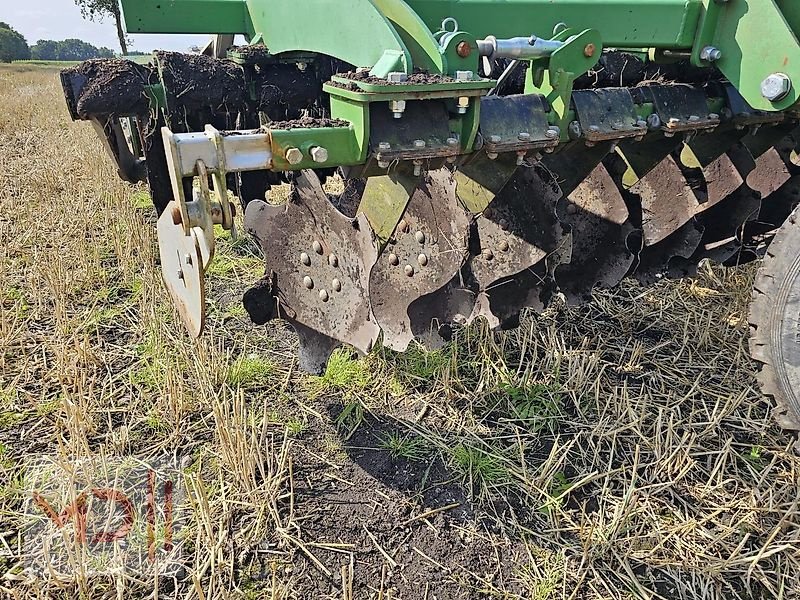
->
(465, 164, 570, 328)
(555, 164, 635, 304)
(157, 201, 206, 337)
(244, 170, 380, 370)
(369, 170, 471, 351)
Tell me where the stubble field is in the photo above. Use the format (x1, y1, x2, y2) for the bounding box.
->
(1, 65, 799, 600)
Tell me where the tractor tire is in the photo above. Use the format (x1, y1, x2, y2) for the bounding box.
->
(749, 207, 800, 431)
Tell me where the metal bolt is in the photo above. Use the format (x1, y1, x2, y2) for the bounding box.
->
(387, 71, 408, 83)
(488, 135, 502, 144)
(486, 152, 499, 160)
(688, 115, 700, 122)
(378, 142, 392, 151)
(415, 231, 426, 244)
(310, 146, 329, 163)
(285, 147, 303, 165)
(646, 113, 662, 130)
(328, 254, 338, 267)
(457, 96, 470, 114)
(390, 99, 407, 118)
(378, 160, 390, 169)
(516, 151, 526, 166)
(499, 240, 510, 252)
(413, 160, 423, 176)
(319, 289, 329, 302)
(418, 253, 428, 266)
(296, 61, 308, 71)
(404, 264, 415, 276)
(568, 121, 583, 140)
(447, 137, 459, 147)
(301, 252, 311, 266)
(546, 126, 560, 139)
(389, 253, 400, 266)
(583, 43, 596, 58)
(636, 119, 647, 129)
(518, 132, 531, 141)
(414, 139, 426, 149)
(761, 73, 792, 102)
(699, 46, 722, 62)
(668, 117, 680, 126)
(312, 240, 323, 254)
(588, 125, 601, 133)
(184, 253, 193, 266)
(332, 278, 342, 292)
(482, 248, 494, 260)
(304, 276, 314, 289)
(708, 113, 719, 121)
(455, 70, 473, 81)
(456, 41, 472, 58)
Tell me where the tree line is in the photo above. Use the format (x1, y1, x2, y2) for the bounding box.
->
(0, 22, 119, 62)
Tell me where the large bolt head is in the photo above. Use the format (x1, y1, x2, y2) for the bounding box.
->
(285, 147, 303, 165)
(310, 146, 329, 163)
(761, 73, 792, 102)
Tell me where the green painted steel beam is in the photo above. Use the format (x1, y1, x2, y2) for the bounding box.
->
(406, 0, 703, 48)
(245, 0, 411, 74)
(121, 0, 252, 34)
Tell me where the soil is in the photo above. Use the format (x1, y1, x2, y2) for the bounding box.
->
(64, 59, 152, 118)
(155, 51, 246, 110)
(228, 44, 272, 62)
(266, 116, 350, 130)
(339, 70, 457, 86)
(262, 408, 529, 598)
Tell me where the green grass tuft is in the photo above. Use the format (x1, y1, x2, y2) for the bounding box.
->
(227, 354, 276, 387)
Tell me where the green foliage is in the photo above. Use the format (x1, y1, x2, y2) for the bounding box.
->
(380, 432, 429, 461)
(31, 39, 114, 61)
(450, 444, 508, 488)
(227, 355, 276, 388)
(501, 381, 562, 432)
(0, 23, 30, 63)
(311, 349, 372, 395)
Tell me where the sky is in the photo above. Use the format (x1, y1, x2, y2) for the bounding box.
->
(2, 0, 210, 53)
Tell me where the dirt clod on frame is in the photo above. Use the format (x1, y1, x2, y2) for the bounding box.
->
(2, 63, 800, 600)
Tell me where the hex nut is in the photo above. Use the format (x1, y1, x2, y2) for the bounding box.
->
(310, 146, 329, 163)
(699, 46, 722, 62)
(285, 147, 303, 165)
(761, 73, 792, 102)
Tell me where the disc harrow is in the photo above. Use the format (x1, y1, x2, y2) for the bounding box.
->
(60, 0, 800, 429)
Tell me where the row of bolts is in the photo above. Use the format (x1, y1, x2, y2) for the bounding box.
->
(300, 212, 514, 300)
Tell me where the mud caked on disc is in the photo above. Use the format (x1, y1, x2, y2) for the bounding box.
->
(465, 164, 571, 328)
(369, 169, 471, 351)
(244, 170, 380, 373)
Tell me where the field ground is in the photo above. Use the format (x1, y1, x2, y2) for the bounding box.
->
(1, 64, 800, 599)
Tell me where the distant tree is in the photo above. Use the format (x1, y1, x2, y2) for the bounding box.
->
(74, 0, 128, 55)
(30, 39, 59, 61)
(0, 22, 31, 62)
